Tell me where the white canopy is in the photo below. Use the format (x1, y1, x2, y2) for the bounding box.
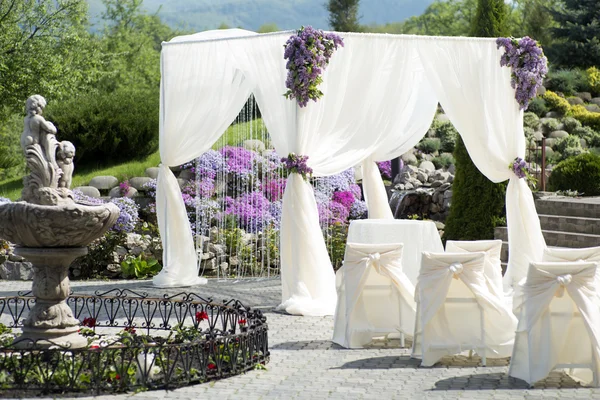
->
(154, 29, 546, 316)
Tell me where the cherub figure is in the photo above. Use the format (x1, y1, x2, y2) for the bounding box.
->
(20, 95, 57, 154)
(56, 141, 75, 189)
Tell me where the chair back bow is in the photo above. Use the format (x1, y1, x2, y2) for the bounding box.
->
(555, 274, 572, 298)
(449, 262, 463, 279)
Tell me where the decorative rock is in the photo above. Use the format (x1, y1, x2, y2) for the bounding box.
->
(401, 152, 418, 166)
(417, 171, 428, 183)
(443, 190, 453, 199)
(116, 246, 128, 257)
(177, 178, 187, 189)
(178, 169, 194, 181)
(220, 262, 229, 273)
(430, 203, 440, 213)
(209, 227, 219, 243)
(201, 258, 217, 270)
(431, 181, 442, 188)
(545, 111, 561, 118)
(577, 92, 592, 102)
(145, 167, 160, 179)
(129, 177, 154, 191)
(532, 131, 544, 141)
(89, 176, 118, 190)
(567, 97, 584, 106)
(536, 86, 546, 96)
(545, 138, 556, 147)
(404, 182, 414, 190)
(549, 130, 569, 139)
(447, 175, 454, 183)
(591, 98, 600, 107)
(580, 138, 587, 148)
(243, 139, 266, 153)
(439, 183, 452, 191)
(419, 161, 435, 173)
(448, 165, 456, 174)
(585, 104, 600, 113)
(106, 263, 121, 274)
(109, 186, 138, 198)
(0, 261, 34, 280)
(201, 252, 215, 261)
(229, 256, 240, 267)
(73, 186, 101, 198)
(434, 221, 445, 230)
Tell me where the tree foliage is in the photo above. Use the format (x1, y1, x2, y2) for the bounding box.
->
(443, 0, 509, 242)
(548, 0, 600, 68)
(327, 0, 361, 32)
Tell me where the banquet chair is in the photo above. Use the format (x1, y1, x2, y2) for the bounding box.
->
(543, 246, 600, 294)
(445, 240, 503, 294)
(412, 252, 517, 367)
(509, 261, 600, 387)
(332, 242, 416, 349)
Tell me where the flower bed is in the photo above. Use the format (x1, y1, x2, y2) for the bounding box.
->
(0, 289, 268, 396)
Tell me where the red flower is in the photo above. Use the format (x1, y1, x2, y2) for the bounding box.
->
(196, 311, 209, 322)
(238, 319, 247, 326)
(90, 345, 100, 349)
(115, 374, 121, 380)
(82, 317, 96, 328)
(124, 326, 136, 334)
(207, 363, 216, 370)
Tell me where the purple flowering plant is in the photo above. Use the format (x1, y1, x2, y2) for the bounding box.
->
(283, 26, 344, 107)
(281, 153, 313, 180)
(496, 36, 548, 110)
(376, 161, 392, 180)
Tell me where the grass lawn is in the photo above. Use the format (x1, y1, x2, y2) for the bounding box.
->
(0, 151, 161, 200)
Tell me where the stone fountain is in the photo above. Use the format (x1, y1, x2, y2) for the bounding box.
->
(0, 95, 119, 348)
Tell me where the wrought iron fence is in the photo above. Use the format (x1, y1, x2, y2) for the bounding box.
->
(0, 289, 269, 396)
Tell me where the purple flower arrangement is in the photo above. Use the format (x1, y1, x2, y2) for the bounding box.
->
(509, 157, 536, 186)
(281, 153, 313, 180)
(283, 26, 344, 107)
(496, 36, 548, 110)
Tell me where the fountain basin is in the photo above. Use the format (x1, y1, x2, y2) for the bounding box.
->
(0, 201, 119, 247)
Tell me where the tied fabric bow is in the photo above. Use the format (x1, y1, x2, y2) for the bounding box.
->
(555, 274, 572, 298)
(367, 252, 382, 274)
(449, 262, 463, 279)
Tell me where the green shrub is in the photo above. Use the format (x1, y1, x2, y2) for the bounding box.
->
(417, 137, 441, 153)
(545, 69, 589, 96)
(526, 96, 548, 117)
(523, 112, 540, 130)
(443, 136, 506, 241)
(587, 66, 600, 96)
(542, 91, 570, 115)
(120, 255, 161, 279)
(524, 126, 535, 141)
(46, 87, 159, 167)
(432, 153, 455, 169)
(572, 125, 598, 142)
(561, 117, 582, 133)
(562, 147, 586, 160)
(553, 135, 582, 154)
(435, 121, 458, 153)
(549, 152, 600, 195)
(568, 105, 600, 131)
(541, 118, 560, 135)
(587, 132, 600, 148)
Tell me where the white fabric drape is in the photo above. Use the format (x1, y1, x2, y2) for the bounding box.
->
(510, 261, 600, 386)
(153, 29, 257, 287)
(445, 240, 504, 295)
(333, 242, 415, 348)
(235, 34, 439, 315)
(413, 251, 517, 366)
(416, 38, 546, 288)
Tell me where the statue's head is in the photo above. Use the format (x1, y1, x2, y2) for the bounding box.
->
(26, 95, 47, 116)
(58, 141, 76, 162)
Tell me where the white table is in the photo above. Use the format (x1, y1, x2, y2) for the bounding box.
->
(346, 219, 444, 285)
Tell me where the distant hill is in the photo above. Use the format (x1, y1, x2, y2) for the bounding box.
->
(87, 0, 434, 32)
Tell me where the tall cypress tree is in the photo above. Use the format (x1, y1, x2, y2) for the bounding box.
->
(326, 0, 361, 32)
(548, 0, 600, 68)
(443, 0, 508, 241)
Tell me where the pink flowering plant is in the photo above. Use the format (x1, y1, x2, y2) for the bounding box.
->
(283, 26, 344, 107)
(496, 36, 548, 110)
(281, 153, 313, 180)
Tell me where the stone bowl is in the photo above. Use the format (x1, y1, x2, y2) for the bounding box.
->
(0, 201, 120, 247)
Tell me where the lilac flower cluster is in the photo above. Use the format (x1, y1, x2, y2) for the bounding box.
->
(109, 197, 139, 233)
(496, 36, 548, 110)
(510, 157, 528, 179)
(72, 189, 104, 205)
(196, 150, 228, 179)
(281, 153, 313, 180)
(283, 26, 344, 107)
(376, 161, 392, 179)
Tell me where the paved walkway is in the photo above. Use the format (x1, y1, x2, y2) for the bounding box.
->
(1, 278, 599, 399)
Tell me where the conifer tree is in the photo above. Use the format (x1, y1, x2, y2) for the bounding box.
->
(326, 0, 361, 32)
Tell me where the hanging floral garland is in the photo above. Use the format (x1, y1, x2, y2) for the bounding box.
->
(496, 36, 548, 110)
(283, 26, 344, 107)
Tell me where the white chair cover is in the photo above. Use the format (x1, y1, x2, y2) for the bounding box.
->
(333, 242, 415, 348)
(445, 240, 504, 294)
(544, 246, 600, 294)
(412, 252, 517, 367)
(509, 261, 600, 386)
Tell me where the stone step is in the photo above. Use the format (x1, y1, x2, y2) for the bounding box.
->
(538, 214, 600, 235)
(496, 228, 600, 262)
(535, 198, 600, 219)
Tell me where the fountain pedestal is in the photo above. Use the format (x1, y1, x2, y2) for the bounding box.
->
(15, 247, 89, 348)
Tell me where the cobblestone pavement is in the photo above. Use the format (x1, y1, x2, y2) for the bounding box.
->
(1, 278, 600, 399)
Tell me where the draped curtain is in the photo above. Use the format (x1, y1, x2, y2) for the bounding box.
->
(153, 30, 257, 288)
(415, 38, 546, 287)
